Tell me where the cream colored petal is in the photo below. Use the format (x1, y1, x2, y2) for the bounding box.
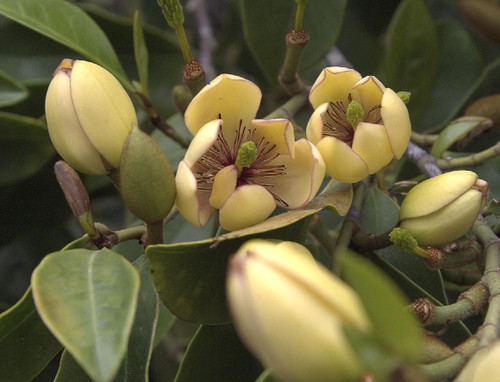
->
(399, 170, 478, 220)
(381, 88, 411, 159)
(306, 103, 329, 145)
(309, 67, 361, 110)
(353, 76, 385, 112)
(316, 137, 368, 183)
(184, 74, 261, 136)
(219, 185, 276, 231)
(175, 160, 214, 227)
(183, 119, 221, 166)
(250, 119, 295, 158)
(400, 189, 483, 246)
(261, 139, 325, 209)
(352, 123, 394, 174)
(71, 60, 137, 168)
(45, 70, 108, 175)
(209, 165, 238, 209)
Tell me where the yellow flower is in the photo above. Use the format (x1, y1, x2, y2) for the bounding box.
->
(459, 341, 500, 382)
(45, 59, 137, 175)
(306, 67, 411, 183)
(399, 170, 489, 246)
(227, 239, 370, 382)
(176, 74, 325, 231)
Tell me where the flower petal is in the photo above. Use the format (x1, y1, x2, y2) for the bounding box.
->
(209, 165, 238, 209)
(46, 69, 108, 175)
(250, 119, 295, 158)
(175, 160, 214, 227)
(352, 122, 394, 174)
(306, 103, 329, 145)
(183, 119, 221, 166)
(381, 88, 411, 159)
(353, 75, 385, 112)
(71, 60, 137, 168)
(262, 139, 325, 209)
(184, 74, 261, 136)
(316, 137, 368, 183)
(219, 185, 276, 231)
(309, 67, 361, 110)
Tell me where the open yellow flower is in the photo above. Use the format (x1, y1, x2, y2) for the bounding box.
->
(306, 67, 411, 183)
(176, 74, 325, 231)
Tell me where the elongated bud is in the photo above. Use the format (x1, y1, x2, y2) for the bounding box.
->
(399, 171, 489, 246)
(119, 125, 176, 224)
(45, 59, 137, 175)
(227, 239, 370, 382)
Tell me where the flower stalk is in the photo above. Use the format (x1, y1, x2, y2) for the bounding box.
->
(437, 140, 500, 170)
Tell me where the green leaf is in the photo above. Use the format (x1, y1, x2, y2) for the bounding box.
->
(0, 0, 131, 90)
(32, 248, 140, 382)
(0, 112, 55, 187)
(240, 0, 347, 83)
(0, 70, 29, 107)
(360, 187, 448, 304)
(383, 0, 439, 125)
(174, 324, 262, 382)
(133, 11, 149, 95)
(54, 351, 93, 382)
(0, 289, 62, 382)
(416, 20, 483, 132)
(341, 252, 422, 362)
(255, 370, 283, 382)
(113, 255, 160, 382)
(430, 117, 492, 157)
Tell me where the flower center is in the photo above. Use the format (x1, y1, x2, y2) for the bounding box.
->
(194, 120, 289, 206)
(322, 93, 382, 146)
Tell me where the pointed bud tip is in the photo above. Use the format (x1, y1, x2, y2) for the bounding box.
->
(53, 58, 74, 77)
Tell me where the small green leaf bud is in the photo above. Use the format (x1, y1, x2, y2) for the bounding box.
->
(157, 0, 185, 28)
(397, 91, 411, 104)
(235, 141, 258, 172)
(346, 100, 365, 128)
(119, 125, 176, 224)
(389, 227, 419, 253)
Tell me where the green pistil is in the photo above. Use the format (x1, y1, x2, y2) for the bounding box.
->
(346, 100, 364, 129)
(236, 141, 258, 173)
(390, 227, 431, 259)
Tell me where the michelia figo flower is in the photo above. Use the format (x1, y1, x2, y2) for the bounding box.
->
(458, 342, 500, 382)
(45, 59, 137, 175)
(399, 171, 489, 246)
(176, 74, 325, 231)
(306, 67, 411, 183)
(227, 239, 370, 382)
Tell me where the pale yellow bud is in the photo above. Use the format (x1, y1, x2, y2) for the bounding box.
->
(458, 342, 500, 382)
(399, 170, 489, 246)
(226, 239, 370, 382)
(45, 59, 138, 175)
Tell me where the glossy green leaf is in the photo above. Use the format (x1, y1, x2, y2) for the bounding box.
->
(0, 0, 131, 90)
(383, 0, 439, 125)
(0, 112, 55, 187)
(240, 0, 347, 83)
(147, 217, 312, 324)
(342, 252, 422, 362)
(417, 20, 483, 132)
(0, 289, 62, 382)
(255, 370, 282, 382)
(113, 255, 160, 382)
(32, 248, 140, 382)
(430, 117, 493, 157)
(360, 187, 448, 304)
(54, 350, 93, 382)
(133, 11, 149, 95)
(0, 70, 29, 107)
(174, 324, 262, 382)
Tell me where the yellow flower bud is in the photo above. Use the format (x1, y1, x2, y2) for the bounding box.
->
(459, 342, 500, 382)
(227, 239, 371, 382)
(399, 171, 489, 246)
(45, 59, 138, 175)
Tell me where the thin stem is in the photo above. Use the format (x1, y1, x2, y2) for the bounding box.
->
(278, 30, 308, 95)
(411, 131, 439, 147)
(405, 141, 443, 177)
(174, 23, 193, 63)
(134, 92, 190, 148)
(437, 141, 500, 170)
(145, 221, 164, 246)
(264, 91, 309, 120)
(308, 214, 337, 254)
(294, 0, 308, 31)
(351, 228, 393, 251)
(442, 267, 482, 286)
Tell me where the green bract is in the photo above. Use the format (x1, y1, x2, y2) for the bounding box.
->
(45, 59, 138, 175)
(399, 170, 489, 246)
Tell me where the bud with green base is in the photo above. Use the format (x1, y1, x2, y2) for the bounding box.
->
(119, 125, 176, 243)
(226, 239, 371, 382)
(45, 59, 137, 175)
(399, 170, 489, 246)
